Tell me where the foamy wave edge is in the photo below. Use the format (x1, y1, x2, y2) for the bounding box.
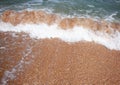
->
(0, 21, 120, 50)
(0, 10, 120, 50)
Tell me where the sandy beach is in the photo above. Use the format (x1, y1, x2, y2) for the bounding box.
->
(0, 0, 120, 85)
(0, 32, 120, 85)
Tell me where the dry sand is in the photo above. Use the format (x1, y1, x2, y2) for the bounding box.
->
(0, 32, 120, 85)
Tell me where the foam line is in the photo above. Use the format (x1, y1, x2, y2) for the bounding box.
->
(0, 22, 120, 50)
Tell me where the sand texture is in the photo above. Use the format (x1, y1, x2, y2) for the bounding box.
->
(0, 32, 120, 85)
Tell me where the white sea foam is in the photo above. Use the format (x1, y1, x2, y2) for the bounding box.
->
(1, 44, 33, 85)
(105, 12, 118, 22)
(0, 21, 120, 50)
(31, 0, 43, 3)
(87, 5, 95, 8)
(0, 47, 6, 49)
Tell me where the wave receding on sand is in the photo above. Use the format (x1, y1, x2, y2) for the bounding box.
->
(0, 10, 120, 50)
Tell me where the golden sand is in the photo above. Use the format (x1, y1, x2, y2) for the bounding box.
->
(0, 32, 120, 85)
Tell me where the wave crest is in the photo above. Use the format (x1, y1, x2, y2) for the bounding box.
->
(0, 10, 120, 33)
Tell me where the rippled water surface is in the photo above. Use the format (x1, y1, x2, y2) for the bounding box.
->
(0, 0, 120, 22)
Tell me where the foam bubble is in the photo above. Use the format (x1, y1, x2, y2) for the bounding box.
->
(87, 5, 95, 8)
(31, 0, 43, 2)
(0, 47, 6, 49)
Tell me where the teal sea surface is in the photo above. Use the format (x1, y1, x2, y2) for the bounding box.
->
(0, 0, 120, 22)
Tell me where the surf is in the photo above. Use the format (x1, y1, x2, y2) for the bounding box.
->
(0, 10, 120, 50)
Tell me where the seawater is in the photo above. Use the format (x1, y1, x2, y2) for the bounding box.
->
(0, 0, 120, 22)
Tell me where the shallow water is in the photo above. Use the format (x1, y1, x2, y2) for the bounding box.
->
(0, 0, 120, 50)
(0, 0, 120, 22)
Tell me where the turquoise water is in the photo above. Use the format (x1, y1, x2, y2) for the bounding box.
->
(0, 0, 120, 22)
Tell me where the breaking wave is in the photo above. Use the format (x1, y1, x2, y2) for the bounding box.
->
(0, 10, 120, 50)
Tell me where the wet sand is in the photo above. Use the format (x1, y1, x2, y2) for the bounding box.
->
(1, 10, 120, 32)
(0, 32, 120, 85)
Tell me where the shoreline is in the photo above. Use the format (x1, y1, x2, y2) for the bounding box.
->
(0, 10, 120, 31)
(0, 32, 120, 85)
